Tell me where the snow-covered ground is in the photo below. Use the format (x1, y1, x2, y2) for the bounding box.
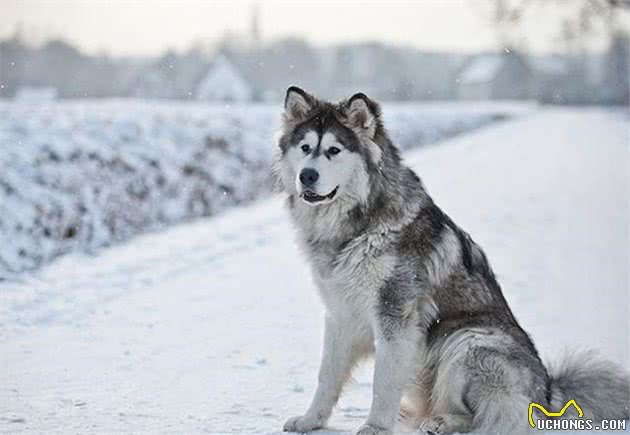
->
(1, 107, 628, 435)
(0, 100, 530, 275)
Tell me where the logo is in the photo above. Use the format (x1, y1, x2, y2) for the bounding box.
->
(528, 399, 626, 431)
(528, 399, 583, 428)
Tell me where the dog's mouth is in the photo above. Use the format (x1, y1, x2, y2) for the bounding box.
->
(300, 186, 339, 204)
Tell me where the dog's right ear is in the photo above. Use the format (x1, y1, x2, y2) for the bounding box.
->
(284, 86, 314, 123)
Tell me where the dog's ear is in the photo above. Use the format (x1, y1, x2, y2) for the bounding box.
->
(284, 86, 314, 123)
(345, 92, 380, 139)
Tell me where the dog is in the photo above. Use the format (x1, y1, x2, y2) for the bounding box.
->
(273, 86, 629, 434)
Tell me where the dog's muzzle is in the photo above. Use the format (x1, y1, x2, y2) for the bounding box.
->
(300, 186, 338, 204)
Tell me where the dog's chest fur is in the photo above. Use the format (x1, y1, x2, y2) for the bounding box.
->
(290, 198, 419, 324)
(302, 226, 396, 322)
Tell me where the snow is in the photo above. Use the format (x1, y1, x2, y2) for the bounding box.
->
(13, 87, 58, 102)
(0, 99, 531, 276)
(1, 107, 628, 434)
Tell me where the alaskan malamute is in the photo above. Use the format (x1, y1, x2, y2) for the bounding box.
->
(274, 87, 629, 434)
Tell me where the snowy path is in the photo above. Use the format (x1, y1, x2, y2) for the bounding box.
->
(1, 108, 628, 434)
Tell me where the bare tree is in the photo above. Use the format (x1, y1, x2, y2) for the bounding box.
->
(489, 0, 627, 50)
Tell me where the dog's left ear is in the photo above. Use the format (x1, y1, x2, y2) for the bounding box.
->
(344, 92, 380, 139)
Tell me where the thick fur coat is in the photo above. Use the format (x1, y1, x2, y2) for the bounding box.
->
(273, 87, 629, 435)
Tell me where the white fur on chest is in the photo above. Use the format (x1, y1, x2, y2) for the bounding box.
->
(307, 231, 396, 322)
(290, 198, 401, 327)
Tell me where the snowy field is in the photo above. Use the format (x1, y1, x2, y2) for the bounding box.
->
(1, 107, 629, 435)
(0, 100, 530, 276)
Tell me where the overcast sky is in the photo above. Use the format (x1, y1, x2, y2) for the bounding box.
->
(1, 0, 626, 57)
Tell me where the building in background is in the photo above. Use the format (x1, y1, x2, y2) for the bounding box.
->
(529, 57, 570, 103)
(457, 52, 533, 100)
(0, 3, 626, 106)
(196, 55, 252, 102)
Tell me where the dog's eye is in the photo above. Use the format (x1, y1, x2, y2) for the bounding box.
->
(301, 144, 311, 153)
(328, 147, 341, 155)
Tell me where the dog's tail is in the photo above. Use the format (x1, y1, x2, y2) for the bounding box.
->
(472, 350, 629, 434)
(547, 350, 630, 422)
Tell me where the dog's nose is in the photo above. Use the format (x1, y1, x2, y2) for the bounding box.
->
(299, 168, 319, 187)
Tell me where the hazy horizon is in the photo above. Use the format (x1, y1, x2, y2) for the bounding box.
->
(2, 0, 628, 58)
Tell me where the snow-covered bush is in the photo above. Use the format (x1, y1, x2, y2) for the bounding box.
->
(0, 99, 530, 275)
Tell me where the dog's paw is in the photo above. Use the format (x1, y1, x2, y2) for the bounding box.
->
(353, 423, 391, 435)
(419, 416, 446, 435)
(419, 414, 471, 435)
(283, 415, 322, 433)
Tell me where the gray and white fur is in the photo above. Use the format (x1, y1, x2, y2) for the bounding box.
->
(274, 86, 629, 435)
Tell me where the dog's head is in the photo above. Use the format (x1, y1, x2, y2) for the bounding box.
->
(274, 86, 385, 207)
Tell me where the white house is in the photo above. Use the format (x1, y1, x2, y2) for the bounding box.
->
(457, 53, 533, 100)
(196, 55, 252, 102)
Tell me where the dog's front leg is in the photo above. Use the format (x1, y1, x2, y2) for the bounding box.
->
(284, 314, 361, 433)
(356, 321, 418, 435)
